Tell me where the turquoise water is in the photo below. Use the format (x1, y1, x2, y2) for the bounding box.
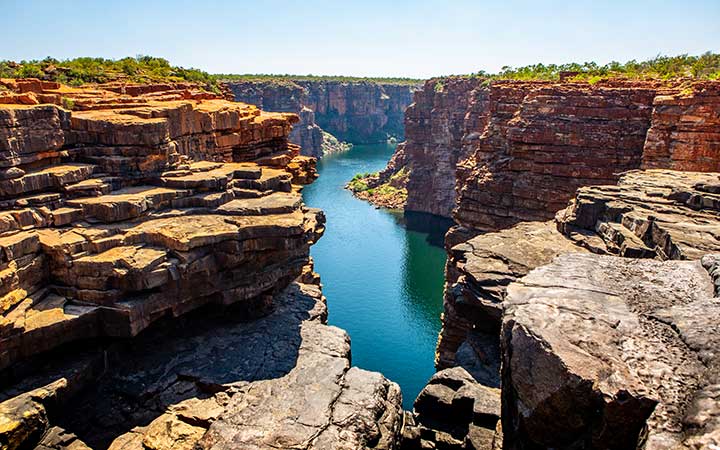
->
(302, 143, 451, 409)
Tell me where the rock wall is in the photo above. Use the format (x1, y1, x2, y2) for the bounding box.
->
(642, 81, 720, 172)
(393, 76, 720, 449)
(379, 78, 720, 226)
(0, 79, 403, 449)
(428, 170, 720, 449)
(226, 80, 417, 157)
(224, 80, 325, 158)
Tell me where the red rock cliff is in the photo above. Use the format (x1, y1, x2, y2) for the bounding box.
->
(382, 78, 720, 228)
(0, 79, 404, 450)
(226, 80, 417, 157)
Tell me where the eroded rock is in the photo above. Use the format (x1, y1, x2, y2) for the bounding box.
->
(502, 253, 720, 449)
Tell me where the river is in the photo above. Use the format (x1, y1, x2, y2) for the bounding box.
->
(302, 142, 452, 409)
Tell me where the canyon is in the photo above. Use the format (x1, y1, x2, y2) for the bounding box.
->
(0, 70, 719, 450)
(226, 79, 417, 158)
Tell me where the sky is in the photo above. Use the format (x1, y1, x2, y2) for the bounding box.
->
(2, 0, 719, 78)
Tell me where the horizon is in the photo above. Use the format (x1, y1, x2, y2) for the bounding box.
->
(3, 0, 719, 79)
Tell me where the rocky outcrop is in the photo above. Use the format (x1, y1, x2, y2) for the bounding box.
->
(557, 169, 720, 260)
(374, 78, 720, 225)
(502, 253, 720, 449)
(0, 79, 404, 449)
(226, 79, 417, 157)
(436, 221, 588, 371)
(0, 78, 318, 370)
(402, 367, 502, 450)
(430, 169, 720, 449)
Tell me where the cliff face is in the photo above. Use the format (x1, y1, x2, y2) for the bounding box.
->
(0, 79, 403, 449)
(380, 78, 720, 226)
(373, 76, 720, 448)
(224, 80, 325, 158)
(299, 81, 415, 144)
(226, 80, 416, 157)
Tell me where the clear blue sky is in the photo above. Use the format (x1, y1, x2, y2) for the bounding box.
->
(2, 0, 718, 78)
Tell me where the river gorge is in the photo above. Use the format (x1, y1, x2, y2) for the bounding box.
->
(0, 67, 719, 450)
(302, 143, 451, 409)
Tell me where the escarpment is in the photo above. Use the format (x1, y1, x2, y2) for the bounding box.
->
(0, 79, 403, 449)
(225, 79, 417, 157)
(389, 77, 720, 449)
(374, 78, 720, 226)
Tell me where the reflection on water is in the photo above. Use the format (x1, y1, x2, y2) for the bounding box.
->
(302, 143, 450, 409)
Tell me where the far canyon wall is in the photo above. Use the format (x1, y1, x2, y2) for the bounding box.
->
(225, 80, 417, 158)
(381, 78, 720, 222)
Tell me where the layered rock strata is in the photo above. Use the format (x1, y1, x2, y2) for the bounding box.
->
(386, 77, 720, 449)
(371, 78, 720, 226)
(0, 79, 403, 449)
(226, 80, 417, 157)
(433, 170, 720, 449)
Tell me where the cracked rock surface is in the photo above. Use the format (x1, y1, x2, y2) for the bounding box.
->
(502, 253, 720, 449)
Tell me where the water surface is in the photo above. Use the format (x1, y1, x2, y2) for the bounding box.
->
(302, 143, 451, 409)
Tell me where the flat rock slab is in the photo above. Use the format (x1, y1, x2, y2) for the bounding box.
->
(502, 253, 720, 449)
(217, 191, 302, 216)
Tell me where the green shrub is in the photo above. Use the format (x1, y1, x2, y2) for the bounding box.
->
(0, 55, 222, 93)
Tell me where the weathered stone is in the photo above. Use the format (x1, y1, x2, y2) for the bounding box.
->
(502, 253, 720, 449)
(0, 379, 68, 450)
(27, 281, 405, 450)
(437, 221, 587, 370)
(557, 169, 720, 260)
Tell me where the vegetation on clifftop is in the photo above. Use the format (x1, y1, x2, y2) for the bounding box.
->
(215, 74, 423, 85)
(0, 56, 222, 92)
(479, 52, 720, 81)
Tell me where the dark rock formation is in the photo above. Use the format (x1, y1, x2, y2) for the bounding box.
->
(402, 367, 501, 450)
(225, 80, 417, 157)
(436, 221, 587, 370)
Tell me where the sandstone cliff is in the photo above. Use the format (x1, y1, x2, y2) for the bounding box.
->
(370, 78, 720, 225)
(0, 79, 403, 449)
(390, 77, 720, 449)
(225, 79, 417, 157)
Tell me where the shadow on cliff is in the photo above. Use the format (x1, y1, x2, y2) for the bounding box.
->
(391, 211, 454, 249)
(41, 286, 317, 449)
